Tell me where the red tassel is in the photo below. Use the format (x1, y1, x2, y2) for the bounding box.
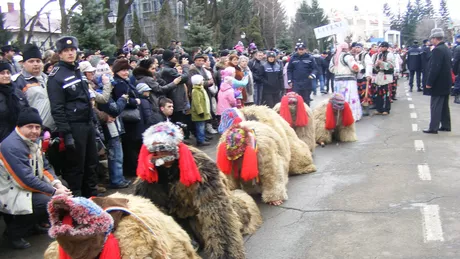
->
(99, 234, 121, 259)
(233, 117, 242, 125)
(279, 96, 293, 126)
(325, 102, 336, 130)
(178, 143, 202, 186)
(217, 143, 232, 175)
(341, 102, 355, 127)
(240, 146, 259, 181)
(136, 145, 158, 183)
(295, 95, 309, 127)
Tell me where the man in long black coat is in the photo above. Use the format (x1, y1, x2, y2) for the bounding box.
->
(423, 28, 452, 134)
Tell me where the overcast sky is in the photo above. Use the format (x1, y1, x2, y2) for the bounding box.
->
(2, 0, 459, 21)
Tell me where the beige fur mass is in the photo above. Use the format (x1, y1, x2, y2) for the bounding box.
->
(273, 102, 316, 153)
(220, 120, 290, 203)
(240, 105, 316, 174)
(313, 100, 358, 145)
(44, 193, 199, 259)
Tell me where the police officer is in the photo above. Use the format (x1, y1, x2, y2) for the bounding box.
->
(47, 36, 98, 197)
(407, 40, 423, 92)
(287, 43, 318, 106)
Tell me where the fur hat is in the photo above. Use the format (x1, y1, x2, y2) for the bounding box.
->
(162, 49, 175, 62)
(22, 44, 42, 61)
(138, 122, 202, 186)
(112, 59, 131, 74)
(56, 36, 78, 53)
(430, 28, 445, 39)
(17, 107, 42, 127)
(191, 74, 204, 85)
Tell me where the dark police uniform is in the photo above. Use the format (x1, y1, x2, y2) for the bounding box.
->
(287, 45, 318, 106)
(46, 36, 98, 197)
(407, 43, 423, 91)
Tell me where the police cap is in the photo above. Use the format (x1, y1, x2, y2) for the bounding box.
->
(56, 36, 79, 53)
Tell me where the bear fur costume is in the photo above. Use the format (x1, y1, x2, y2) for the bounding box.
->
(218, 121, 290, 204)
(44, 193, 200, 259)
(273, 99, 316, 153)
(239, 105, 316, 174)
(313, 99, 357, 146)
(134, 122, 262, 259)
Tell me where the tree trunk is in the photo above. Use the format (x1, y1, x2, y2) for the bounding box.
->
(26, 0, 56, 44)
(116, 0, 135, 47)
(59, 0, 68, 34)
(17, 0, 26, 46)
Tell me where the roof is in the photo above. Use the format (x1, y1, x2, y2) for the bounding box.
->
(3, 10, 61, 34)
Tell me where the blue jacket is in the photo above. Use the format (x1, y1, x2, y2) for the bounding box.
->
(287, 53, 318, 90)
(407, 45, 423, 71)
(0, 129, 59, 214)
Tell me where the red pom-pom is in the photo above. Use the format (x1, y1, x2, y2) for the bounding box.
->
(217, 143, 232, 175)
(99, 234, 121, 259)
(136, 145, 158, 183)
(178, 143, 202, 186)
(240, 146, 259, 181)
(279, 95, 293, 126)
(341, 102, 355, 127)
(325, 102, 336, 130)
(295, 95, 309, 127)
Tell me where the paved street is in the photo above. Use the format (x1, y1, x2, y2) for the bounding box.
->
(2, 78, 460, 258)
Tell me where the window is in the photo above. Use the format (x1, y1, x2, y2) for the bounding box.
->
(143, 2, 151, 12)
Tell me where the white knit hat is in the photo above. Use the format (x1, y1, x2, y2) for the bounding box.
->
(191, 74, 204, 85)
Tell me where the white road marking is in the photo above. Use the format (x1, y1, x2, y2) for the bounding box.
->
(405, 89, 409, 93)
(410, 113, 417, 118)
(417, 164, 432, 181)
(408, 97, 412, 101)
(421, 204, 444, 242)
(406, 93, 410, 96)
(409, 104, 415, 109)
(414, 140, 425, 151)
(412, 124, 418, 132)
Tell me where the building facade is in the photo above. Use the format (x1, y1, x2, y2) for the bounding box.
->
(110, 0, 186, 46)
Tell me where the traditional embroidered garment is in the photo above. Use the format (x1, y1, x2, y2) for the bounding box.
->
(355, 51, 373, 105)
(330, 47, 362, 121)
(372, 49, 396, 113)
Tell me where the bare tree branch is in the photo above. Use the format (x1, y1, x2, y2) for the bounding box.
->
(26, 0, 56, 43)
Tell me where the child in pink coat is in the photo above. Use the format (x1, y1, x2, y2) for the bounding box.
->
(217, 70, 237, 115)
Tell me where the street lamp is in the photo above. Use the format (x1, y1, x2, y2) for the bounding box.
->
(108, 11, 117, 24)
(184, 23, 190, 30)
(241, 32, 246, 39)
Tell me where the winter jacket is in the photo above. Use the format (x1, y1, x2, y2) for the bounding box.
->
(95, 95, 127, 140)
(241, 67, 254, 103)
(312, 54, 325, 75)
(213, 61, 227, 88)
(287, 53, 318, 90)
(453, 44, 460, 76)
(0, 82, 29, 142)
(12, 71, 55, 131)
(0, 129, 60, 215)
(407, 45, 423, 71)
(139, 95, 161, 132)
(426, 42, 452, 96)
(112, 75, 143, 140)
(248, 59, 265, 84)
(421, 45, 432, 72)
(133, 67, 177, 112)
(191, 85, 211, 121)
(262, 61, 285, 94)
(160, 62, 189, 112)
(47, 61, 93, 134)
(217, 81, 236, 115)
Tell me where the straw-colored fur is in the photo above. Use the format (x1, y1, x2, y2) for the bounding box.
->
(313, 100, 358, 145)
(220, 120, 290, 204)
(230, 189, 263, 235)
(240, 105, 316, 174)
(44, 193, 200, 259)
(135, 146, 261, 259)
(273, 102, 316, 152)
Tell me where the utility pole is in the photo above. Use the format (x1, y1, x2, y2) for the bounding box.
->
(45, 11, 52, 49)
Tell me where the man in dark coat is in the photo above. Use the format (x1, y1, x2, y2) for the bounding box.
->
(261, 51, 284, 108)
(407, 41, 423, 92)
(248, 51, 265, 104)
(421, 39, 432, 91)
(287, 43, 318, 106)
(452, 35, 460, 103)
(423, 28, 452, 134)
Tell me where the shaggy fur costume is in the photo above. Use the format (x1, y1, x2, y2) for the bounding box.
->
(135, 146, 262, 259)
(44, 193, 199, 259)
(313, 100, 358, 145)
(219, 121, 290, 204)
(239, 105, 316, 174)
(273, 102, 316, 153)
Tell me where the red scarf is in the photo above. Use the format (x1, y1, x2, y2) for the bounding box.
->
(136, 143, 202, 186)
(279, 95, 309, 127)
(325, 102, 354, 130)
(58, 215, 121, 259)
